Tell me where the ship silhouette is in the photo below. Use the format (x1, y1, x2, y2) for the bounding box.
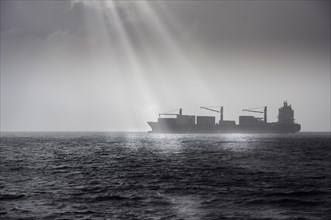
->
(148, 101, 301, 134)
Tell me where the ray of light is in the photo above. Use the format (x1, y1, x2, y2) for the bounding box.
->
(102, 1, 161, 125)
(75, 0, 221, 130)
(137, 1, 217, 104)
(72, 0, 139, 130)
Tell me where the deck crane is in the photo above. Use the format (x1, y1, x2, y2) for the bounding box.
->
(242, 106, 267, 123)
(200, 106, 224, 122)
(159, 108, 182, 118)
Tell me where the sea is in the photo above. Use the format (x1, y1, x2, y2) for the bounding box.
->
(0, 132, 330, 220)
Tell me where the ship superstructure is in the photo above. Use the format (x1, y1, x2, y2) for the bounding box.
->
(147, 101, 301, 134)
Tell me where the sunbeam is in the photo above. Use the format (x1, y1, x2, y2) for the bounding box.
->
(135, 1, 217, 106)
(75, 0, 218, 128)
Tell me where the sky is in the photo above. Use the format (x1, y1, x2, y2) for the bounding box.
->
(0, 0, 330, 132)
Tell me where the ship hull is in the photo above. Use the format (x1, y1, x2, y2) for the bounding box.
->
(147, 122, 301, 134)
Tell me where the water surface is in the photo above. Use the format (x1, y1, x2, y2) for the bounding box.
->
(1, 132, 330, 219)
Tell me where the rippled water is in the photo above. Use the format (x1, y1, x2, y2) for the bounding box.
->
(0, 132, 330, 219)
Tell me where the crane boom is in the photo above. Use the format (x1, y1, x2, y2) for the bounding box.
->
(159, 108, 182, 118)
(242, 106, 267, 123)
(242, 109, 264, 114)
(201, 106, 224, 122)
(200, 107, 220, 113)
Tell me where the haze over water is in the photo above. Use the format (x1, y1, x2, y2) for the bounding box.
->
(1, 132, 330, 219)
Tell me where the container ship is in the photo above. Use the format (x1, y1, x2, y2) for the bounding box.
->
(147, 101, 301, 134)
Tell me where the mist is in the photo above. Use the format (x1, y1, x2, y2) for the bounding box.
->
(1, 0, 330, 132)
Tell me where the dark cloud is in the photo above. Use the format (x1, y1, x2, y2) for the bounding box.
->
(1, 0, 84, 37)
(2, 1, 328, 53)
(153, 1, 330, 52)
